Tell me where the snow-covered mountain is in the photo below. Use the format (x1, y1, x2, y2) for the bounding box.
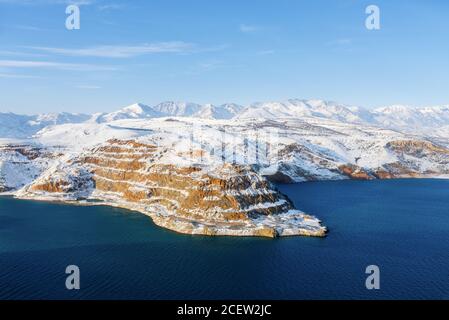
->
(152, 101, 203, 117)
(93, 103, 163, 123)
(3, 99, 449, 139)
(236, 100, 449, 136)
(194, 103, 245, 119)
(372, 105, 449, 134)
(92, 101, 244, 122)
(0, 111, 90, 139)
(236, 99, 373, 123)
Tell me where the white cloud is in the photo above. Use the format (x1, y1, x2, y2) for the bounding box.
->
(327, 38, 353, 46)
(28, 42, 197, 58)
(0, 60, 116, 71)
(67, 0, 93, 5)
(198, 60, 223, 71)
(13, 25, 42, 31)
(257, 50, 275, 55)
(239, 24, 261, 33)
(0, 0, 93, 5)
(0, 73, 41, 79)
(0, 50, 48, 58)
(98, 3, 123, 11)
(76, 85, 101, 89)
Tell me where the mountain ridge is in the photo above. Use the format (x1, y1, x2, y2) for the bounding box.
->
(3, 99, 449, 139)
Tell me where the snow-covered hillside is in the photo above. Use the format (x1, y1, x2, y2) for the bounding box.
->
(237, 99, 373, 123)
(371, 105, 449, 135)
(93, 103, 163, 123)
(194, 103, 245, 119)
(8, 115, 449, 183)
(236, 100, 449, 136)
(0, 111, 90, 138)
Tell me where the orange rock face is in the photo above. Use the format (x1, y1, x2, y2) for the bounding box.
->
(386, 140, 449, 156)
(81, 139, 292, 223)
(372, 170, 394, 179)
(30, 180, 70, 193)
(338, 164, 373, 180)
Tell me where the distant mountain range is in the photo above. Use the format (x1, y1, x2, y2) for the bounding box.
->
(2, 99, 449, 139)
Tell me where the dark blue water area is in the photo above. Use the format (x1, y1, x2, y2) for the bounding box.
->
(0, 179, 448, 300)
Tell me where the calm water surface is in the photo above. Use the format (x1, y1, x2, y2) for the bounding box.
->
(0, 179, 448, 299)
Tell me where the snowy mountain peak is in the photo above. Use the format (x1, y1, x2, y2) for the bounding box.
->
(374, 105, 414, 114)
(194, 103, 245, 119)
(31, 112, 90, 125)
(121, 103, 152, 114)
(153, 101, 203, 117)
(94, 103, 163, 123)
(2, 99, 449, 139)
(421, 105, 449, 113)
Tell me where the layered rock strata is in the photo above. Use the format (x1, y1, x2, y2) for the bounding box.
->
(18, 139, 327, 238)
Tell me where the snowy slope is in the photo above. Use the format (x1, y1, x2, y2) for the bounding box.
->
(152, 101, 203, 117)
(193, 103, 245, 119)
(22, 115, 448, 181)
(34, 122, 145, 150)
(372, 105, 449, 134)
(0, 112, 90, 139)
(93, 103, 164, 123)
(236, 99, 373, 123)
(237, 100, 449, 136)
(93, 102, 244, 121)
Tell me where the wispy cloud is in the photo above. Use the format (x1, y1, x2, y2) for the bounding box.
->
(98, 3, 123, 11)
(0, 60, 116, 71)
(327, 38, 353, 46)
(12, 24, 43, 31)
(67, 0, 93, 5)
(28, 42, 197, 58)
(76, 85, 101, 89)
(181, 59, 242, 77)
(239, 24, 261, 33)
(0, 50, 48, 58)
(0, 72, 42, 79)
(198, 59, 223, 71)
(0, 0, 93, 5)
(257, 50, 275, 55)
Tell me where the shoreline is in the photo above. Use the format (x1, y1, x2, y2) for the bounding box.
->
(3, 177, 449, 239)
(4, 191, 327, 239)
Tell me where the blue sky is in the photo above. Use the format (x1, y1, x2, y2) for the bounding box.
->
(0, 0, 448, 114)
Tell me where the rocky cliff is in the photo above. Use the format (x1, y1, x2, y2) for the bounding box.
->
(0, 144, 48, 192)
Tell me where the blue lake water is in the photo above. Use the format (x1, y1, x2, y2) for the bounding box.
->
(0, 179, 449, 300)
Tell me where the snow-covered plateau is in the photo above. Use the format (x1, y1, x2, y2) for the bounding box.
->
(1, 99, 449, 238)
